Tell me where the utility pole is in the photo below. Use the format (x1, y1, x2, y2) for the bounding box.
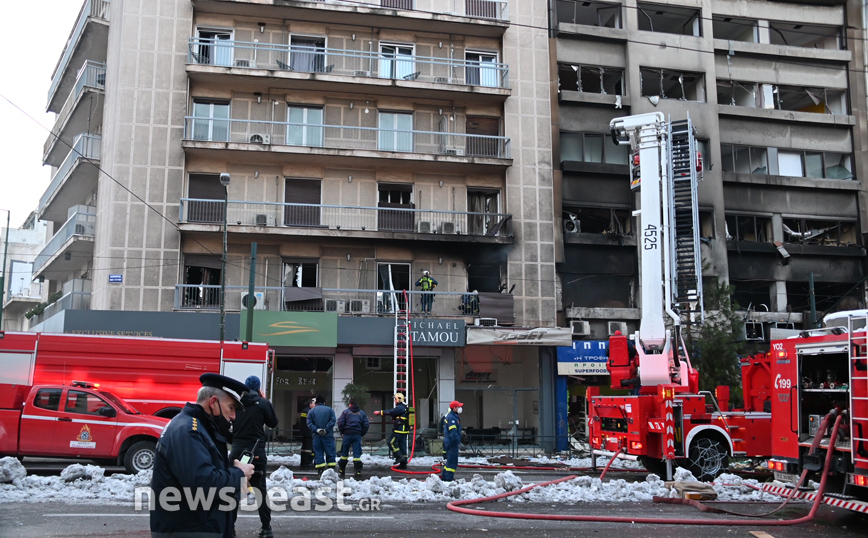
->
(0, 210, 10, 330)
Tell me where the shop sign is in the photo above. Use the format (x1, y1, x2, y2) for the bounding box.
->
(409, 319, 465, 347)
(462, 369, 496, 383)
(273, 371, 330, 391)
(466, 327, 572, 346)
(243, 311, 337, 347)
(557, 340, 609, 376)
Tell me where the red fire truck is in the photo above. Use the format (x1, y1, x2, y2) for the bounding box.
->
(0, 331, 272, 418)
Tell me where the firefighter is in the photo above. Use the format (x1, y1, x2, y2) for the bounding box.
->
(337, 398, 370, 479)
(374, 393, 409, 468)
(150, 373, 254, 538)
(306, 395, 337, 476)
(441, 400, 463, 482)
(414, 270, 439, 314)
(298, 399, 315, 469)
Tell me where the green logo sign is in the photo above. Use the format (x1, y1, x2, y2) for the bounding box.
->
(240, 311, 337, 347)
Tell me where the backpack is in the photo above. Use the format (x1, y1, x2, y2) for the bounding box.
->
(437, 414, 447, 435)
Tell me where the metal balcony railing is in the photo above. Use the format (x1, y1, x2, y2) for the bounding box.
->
(174, 285, 481, 318)
(33, 212, 96, 273)
(40, 134, 101, 211)
(183, 117, 511, 159)
(45, 61, 106, 157)
(187, 38, 510, 88)
(179, 199, 513, 237)
(275, 0, 509, 20)
(47, 0, 110, 108)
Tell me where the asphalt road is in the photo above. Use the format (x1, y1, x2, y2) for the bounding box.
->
(1, 499, 866, 538)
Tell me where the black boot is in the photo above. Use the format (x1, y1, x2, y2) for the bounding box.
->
(398, 459, 408, 470)
(354, 460, 363, 479)
(258, 524, 273, 538)
(338, 459, 347, 478)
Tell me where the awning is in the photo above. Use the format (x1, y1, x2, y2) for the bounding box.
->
(466, 326, 572, 346)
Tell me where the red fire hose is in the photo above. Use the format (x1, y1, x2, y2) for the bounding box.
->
(447, 415, 844, 527)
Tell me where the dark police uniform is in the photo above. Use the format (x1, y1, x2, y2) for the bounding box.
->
(306, 401, 337, 473)
(337, 403, 370, 478)
(441, 409, 462, 481)
(381, 402, 409, 466)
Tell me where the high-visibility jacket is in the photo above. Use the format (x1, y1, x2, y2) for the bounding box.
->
(415, 276, 438, 291)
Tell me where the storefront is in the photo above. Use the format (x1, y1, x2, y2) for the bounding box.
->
(556, 340, 611, 446)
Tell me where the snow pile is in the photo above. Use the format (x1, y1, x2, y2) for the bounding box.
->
(60, 464, 105, 483)
(0, 457, 26, 486)
(494, 470, 523, 492)
(518, 473, 676, 504)
(712, 473, 785, 502)
(673, 466, 699, 482)
(0, 466, 152, 504)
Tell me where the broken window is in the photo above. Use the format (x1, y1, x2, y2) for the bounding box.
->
(725, 214, 771, 242)
(712, 16, 758, 42)
(556, 0, 622, 28)
(730, 280, 772, 311)
(558, 63, 624, 95)
(698, 210, 714, 240)
(773, 85, 847, 115)
(716, 80, 758, 107)
(637, 2, 701, 37)
(768, 21, 842, 50)
(770, 150, 853, 180)
(720, 144, 768, 174)
(560, 131, 629, 164)
(640, 67, 705, 102)
(564, 206, 633, 235)
(782, 218, 857, 246)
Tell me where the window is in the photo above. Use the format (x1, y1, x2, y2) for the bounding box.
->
(191, 100, 230, 141)
(716, 80, 758, 107)
(378, 112, 413, 152)
(768, 21, 842, 50)
(564, 207, 632, 235)
(720, 145, 768, 174)
(556, 0, 622, 29)
(196, 29, 233, 66)
(377, 262, 411, 313)
(782, 218, 858, 246)
(187, 174, 226, 223)
(558, 64, 624, 95)
(641, 68, 706, 101)
(287, 106, 323, 147)
(9, 260, 34, 296)
(64, 390, 110, 415)
(379, 44, 415, 80)
(284, 261, 319, 287)
(560, 132, 629, 164)
(183, 254, 222, 308)
(378, 183, 414, 231)
(34, 389, 62, 411)
(366, 357, 382, 370)
(284, 178, 321, 226)
(711, 16, 758, 42)
(290, 36, 327, 72)
(637, 2, 701, 37)
(465, 116, 500, 157)
(468, 188, 501, 235)
(725, 214, 771, 242)
(466, 52, 499, 87)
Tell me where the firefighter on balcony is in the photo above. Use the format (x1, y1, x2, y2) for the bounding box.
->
(441, 400, 463, 482)
(374, 393, 410, 469)
(415, 270, 439, 314)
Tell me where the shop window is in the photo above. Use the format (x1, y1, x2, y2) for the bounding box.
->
(637, 2, 701, 37)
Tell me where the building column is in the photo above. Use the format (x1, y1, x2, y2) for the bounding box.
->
(438, 349, 455, 417)
(771, 281, 788, 313)
(332, 349, 353, 416)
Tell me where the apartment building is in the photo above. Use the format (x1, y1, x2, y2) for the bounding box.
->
(553, 0, 868, 342)
(1, 213, 48, 332)
(32, 0, 562, 447)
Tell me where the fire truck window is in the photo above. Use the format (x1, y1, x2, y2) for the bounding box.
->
(34, 389, 62, 411)
(65, 390, 108, 415)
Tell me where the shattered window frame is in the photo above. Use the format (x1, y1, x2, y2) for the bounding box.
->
(637, 2, 702, 37)
(640, 67, 706, 102)
(556, 0, 622, 28)
(557, 63, 624, 95)
(712, 16, 758, 42)
(724, 213, 772, 243)
(781, 217, 858, 246)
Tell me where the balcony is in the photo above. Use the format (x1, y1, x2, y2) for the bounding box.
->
(191, 0, 509, 37)
(39, 135, 101, 223)
(186, 38, 510, 99)
(47, 0, 110, 113)
(44, 61, 106, 167)
(32, 212, 96, 279)
(174, 286, 510, 321)
(182, 117, 511, 165)
(28, 279, 92, 328)
(179, 199, 513, 241)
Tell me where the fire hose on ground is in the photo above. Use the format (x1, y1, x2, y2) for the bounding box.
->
(446, 415, 845, 527)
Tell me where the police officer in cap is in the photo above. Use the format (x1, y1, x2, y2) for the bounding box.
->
(150, 373, 255, 538)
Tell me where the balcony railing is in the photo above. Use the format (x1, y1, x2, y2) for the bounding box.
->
(44, 61, 106, 158)
(47, 0, 110, 109)
(32, 279, 92, 326)
(183, 117, 511, 159)
(281, 0, 508, 20)
(187, 38, 510, 88)
(179, 199, 513, 237)
(33, 212, 96, 273)
(40, 134, 101, 211)
(175, 285, 482, 317)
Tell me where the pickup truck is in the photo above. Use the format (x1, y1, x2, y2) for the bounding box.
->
(0, 381, 168, 473)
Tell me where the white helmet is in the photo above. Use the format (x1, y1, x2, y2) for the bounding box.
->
(422, 270, 430, 275)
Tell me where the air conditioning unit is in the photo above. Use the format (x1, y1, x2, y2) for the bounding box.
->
(564, 212, 580, 234)
(444, 148, 465, 156)
(474, 318, 498, 327)
(255, 214, 275, 226)
(249, 133, 271, 144)
(570, 320, 591, 336)
(354, 70, 371, 77)
(324, 299, 346, 313)
(607, 321, 628, 336)
(417, 221, 433, 233)
(434, 76, 453, 84)
(241, 291, 266, 310)
(439, 222, 456, 234)
(348, 299, 371, 313)
(235, 59, 252, 67)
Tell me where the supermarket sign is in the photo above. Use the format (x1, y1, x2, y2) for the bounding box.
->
(557, 341, 608, 376)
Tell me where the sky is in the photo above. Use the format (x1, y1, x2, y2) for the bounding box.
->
(0, 1, 84, 228)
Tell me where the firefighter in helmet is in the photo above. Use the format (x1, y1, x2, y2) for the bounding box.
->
(415, 270, 438, 314)
(374, 393, 410, 468)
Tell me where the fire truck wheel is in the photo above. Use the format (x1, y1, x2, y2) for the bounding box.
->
(683, 435, 729, 481)
(124, 440, 157, 474)
(637, 456, 668, 477)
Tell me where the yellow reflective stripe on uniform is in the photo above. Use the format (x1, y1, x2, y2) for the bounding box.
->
(448, 425, 457, 430)
(444, 467, 456, 472)
(340, 456, 348, 461)
(315, 463, 326, 468)
(353, 458, 362, 461)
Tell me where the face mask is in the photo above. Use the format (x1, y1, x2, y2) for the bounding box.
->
(210, 398, 233, 439)
(456, 407, 463, 414)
